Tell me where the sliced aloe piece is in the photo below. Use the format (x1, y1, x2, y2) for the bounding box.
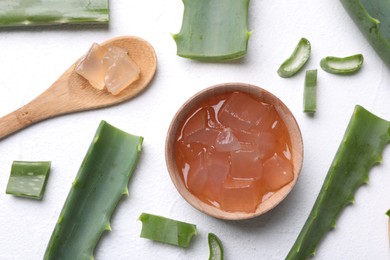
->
(0, 0, 109, 27)
(387, 210, 390, 246)
(44, 121, 143, 260)
(208, 233, 224, 260)
(5, 161, 51, 200)
(286, 105, 390, 259)
(277, 38, 311, 78)
(341, 0, 390, 69)
(320, 54, 364, 74)
(303, 69, 317, 113)
(173, 0, 251, 61)
(139, 213, 197, 248)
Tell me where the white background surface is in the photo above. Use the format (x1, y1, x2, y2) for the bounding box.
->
(1, 1, 390, 259)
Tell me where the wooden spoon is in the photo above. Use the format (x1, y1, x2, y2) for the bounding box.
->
(0, 36, 157, 139)
(165, 82, 304, 220)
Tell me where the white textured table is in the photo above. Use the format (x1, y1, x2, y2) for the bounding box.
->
(1, 1, 390, 259)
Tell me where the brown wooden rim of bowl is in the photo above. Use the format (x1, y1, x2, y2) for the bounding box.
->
(165, 82, 304, 220)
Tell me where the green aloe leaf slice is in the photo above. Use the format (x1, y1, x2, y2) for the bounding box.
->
(277, 38, 311, 78)
(0, 0, 109, 27)
(139, 213, 197, 248)
(286, 105, 390, 259)
(387, 209, 390, 246)
(208, 233, 224, 260)
(320, 54, 364, 74)
(44, 121, 143, 260)
(173, 0, 251, 61)
(303, 69, 317, 113)
(6, 161, 51, 200)
(340, 0, 390, 69)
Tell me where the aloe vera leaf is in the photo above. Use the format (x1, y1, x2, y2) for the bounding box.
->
(320, 54, 364, 75)
(173, 0, 251, 61)
(139, 213, 197, 248)
(44, 121, 143, 260)
(303, 69, 317, 113)
(340, 0, 390, 69)
(0, 0, 109, 27)
(208, 233, 224, 260)
(277, 38, 311, 78)
(5, 161, 51, 200)
(286, 105, 390, 259)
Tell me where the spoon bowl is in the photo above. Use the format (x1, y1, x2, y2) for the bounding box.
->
(165, 82, 304, 220)
(0, 35, 157, 139)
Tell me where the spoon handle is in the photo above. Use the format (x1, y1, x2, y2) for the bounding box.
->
(0, 108, 32, 139)
(0, 96, 64, 139)
(0, 75, 71, 139)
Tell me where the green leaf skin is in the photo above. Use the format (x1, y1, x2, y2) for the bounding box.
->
(277, 38, 311, 78)
(6, 161, 51, 200)
(340, 0, 390, 69)
(208, 233, 224, 260)
(303, 69, 317, 113)
(320, 54, 364, 75)
(173, 0, 251, 61)
(44, 121, 143, 260)
(286, 105, 390, 259)
(0, 0, 109, 27)
(139, 213, 197, 248)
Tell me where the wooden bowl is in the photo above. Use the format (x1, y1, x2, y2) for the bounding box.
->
(165, 82, 303, 220)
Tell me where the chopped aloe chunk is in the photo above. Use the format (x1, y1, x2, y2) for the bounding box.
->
(139, 213, 197, 248)
(0, 0, 109, 27)
(341, 0, 390, 69)
(287, 105, 390, 259)
(320, 54, 364, 74)
(173, 0, 251, 61)
(75, 43, 107, 90)
(277, 38, 311, 78)
(6, 161, 51, 200)
(75, 43, 141, 95)
(208, 233, 224, 260)
(303, 69, 317, 113)
(44, 121, 143, 260)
